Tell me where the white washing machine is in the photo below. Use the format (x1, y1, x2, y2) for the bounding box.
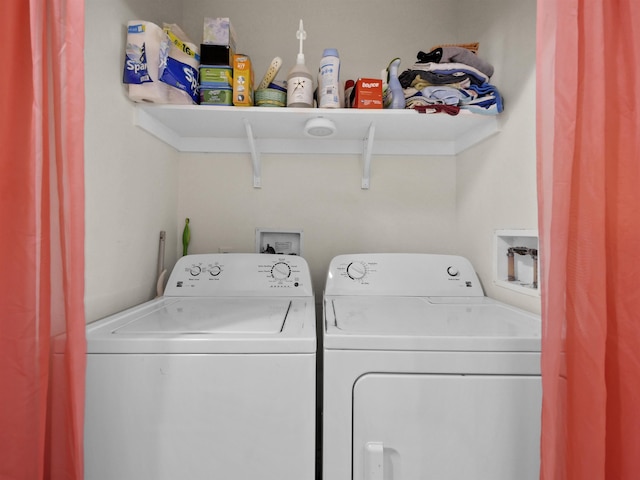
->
(84, 253, 316, 480)
(322, 253, 541, 480)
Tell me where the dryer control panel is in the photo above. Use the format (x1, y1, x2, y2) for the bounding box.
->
(325, 253, 484, 297)
(164, 253, 313, 297)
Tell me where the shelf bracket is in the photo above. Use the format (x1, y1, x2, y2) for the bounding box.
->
(243, 118, 261, 188)
(361, 122, 375, 189)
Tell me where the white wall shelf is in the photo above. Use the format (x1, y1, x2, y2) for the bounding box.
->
(134, 105, 500, 188)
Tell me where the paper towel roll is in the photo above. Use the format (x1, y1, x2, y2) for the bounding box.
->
(124, 20, 171, 103)
(167, 40, 200, 104)
(161, 24, 200, 105)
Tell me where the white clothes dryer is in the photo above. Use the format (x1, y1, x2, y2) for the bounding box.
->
(84, 253, 316, 480)
(322, 253, 541, 480)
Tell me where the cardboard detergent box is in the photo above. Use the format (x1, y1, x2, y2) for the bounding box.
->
(354, 78, 383, 109)
(232, 54, 254, 106)
(200, 44, 235, 67)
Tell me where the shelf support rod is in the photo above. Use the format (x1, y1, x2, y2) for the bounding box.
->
(362, 122, 375, 189)
(243, 118, 261, 188)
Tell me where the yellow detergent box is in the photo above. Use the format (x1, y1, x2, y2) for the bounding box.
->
(232, 54, 254, 106)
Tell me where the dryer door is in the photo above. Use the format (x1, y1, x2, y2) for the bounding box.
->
(353, 373, 541, 480)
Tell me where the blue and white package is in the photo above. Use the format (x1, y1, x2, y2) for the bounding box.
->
(123, 27, 152, 85)
(124, 21, 171, 103)
(159, 24, 201, 104)
(159, 56, 199, 104)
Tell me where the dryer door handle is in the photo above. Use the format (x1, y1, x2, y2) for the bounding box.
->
(365, 441, 384, 480)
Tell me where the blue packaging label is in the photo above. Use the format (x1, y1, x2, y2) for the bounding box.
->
(159, 56, 199, 103)
(123, 42, 152, 84)
(127, 24, 145, 34)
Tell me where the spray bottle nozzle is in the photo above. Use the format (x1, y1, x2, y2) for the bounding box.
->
(296, 19, 306, 64)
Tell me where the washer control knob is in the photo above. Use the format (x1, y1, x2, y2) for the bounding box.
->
(189, 265, 202, 276)
(209, 265, 222, 276)
(347, 262, 367, 280)
(446, 266, 460, 277)
(271, 262, 291, 280)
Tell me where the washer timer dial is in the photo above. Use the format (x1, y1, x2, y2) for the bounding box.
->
(271, 262, 292, 280)
(346, 262, 367, 280)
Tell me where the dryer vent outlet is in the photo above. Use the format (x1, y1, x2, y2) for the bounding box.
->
(493, 229, 539, 296)
(256, 229, 303, 256)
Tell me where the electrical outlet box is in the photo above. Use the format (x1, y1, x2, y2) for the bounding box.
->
(255, 229, 303, 256)
(493, 229, 540, 296)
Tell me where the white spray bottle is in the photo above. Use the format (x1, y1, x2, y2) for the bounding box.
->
(287, 19, 313, 108)
(318, 48, 340, 108)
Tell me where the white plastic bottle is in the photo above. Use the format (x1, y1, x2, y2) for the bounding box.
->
(287, 20, 313, 108)
(318, 48, 340, 108)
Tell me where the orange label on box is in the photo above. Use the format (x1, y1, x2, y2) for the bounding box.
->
(233, 54, 254, 106)
(354, 78, 383, 109)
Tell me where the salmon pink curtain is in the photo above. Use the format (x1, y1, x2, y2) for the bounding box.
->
(536, 1, 640, 478)
(0, 0, 86, 479)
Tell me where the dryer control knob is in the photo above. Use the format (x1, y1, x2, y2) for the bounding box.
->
(446, 266, 460, 277)
(271, 262, 291, 280)
(346, 262, 367, 280)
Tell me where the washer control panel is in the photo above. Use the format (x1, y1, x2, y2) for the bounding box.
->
(184, 261, 223, 278)
(326, 253, 484, 297)
(335, 260, 378, 284)
(345, 261, 368, 280)
(164, 253, 312, 297)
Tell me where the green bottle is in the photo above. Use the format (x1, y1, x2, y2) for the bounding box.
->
(182, 218, 190, 256)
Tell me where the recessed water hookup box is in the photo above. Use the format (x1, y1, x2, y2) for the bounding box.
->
(493, 229, 540, 296)
(256, 228, 303, 256)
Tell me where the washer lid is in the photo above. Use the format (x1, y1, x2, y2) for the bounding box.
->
(324, 296, 540, 352)
(114, 298, 290, 334)
(85, 297, 316, 354)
